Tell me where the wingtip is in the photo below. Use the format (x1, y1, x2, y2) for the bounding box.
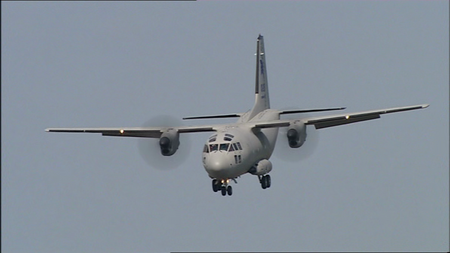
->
(422, 104, 430, 108)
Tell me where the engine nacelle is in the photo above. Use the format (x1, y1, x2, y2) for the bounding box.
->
(287, 121, 307, 148)
(248, 159, 272, 175)
(159, 129, 180, 156)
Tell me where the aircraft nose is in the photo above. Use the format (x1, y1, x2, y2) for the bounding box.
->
(207, 155, 229, 171)
(204, 153, 233, 177)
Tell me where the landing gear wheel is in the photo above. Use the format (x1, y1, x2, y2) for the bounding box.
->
(212, 179, 219, 192)
(260, 175, 271, 189)
(227, 186, 233, 196)
(261, 176, 267, 189)
(221, 186, 227, 196)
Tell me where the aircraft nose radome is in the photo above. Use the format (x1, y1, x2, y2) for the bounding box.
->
(207, 157, 229, 171)
(204, 153, 233, 178)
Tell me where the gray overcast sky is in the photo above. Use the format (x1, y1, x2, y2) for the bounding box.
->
(2, 1, 448, 252)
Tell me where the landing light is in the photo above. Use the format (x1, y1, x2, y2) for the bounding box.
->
(120, 129, 124, 134)
(345, 115, 350, 119)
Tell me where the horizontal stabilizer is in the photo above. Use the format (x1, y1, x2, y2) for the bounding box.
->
(183, 113, 241, 120)
(280, 107, 346, 115)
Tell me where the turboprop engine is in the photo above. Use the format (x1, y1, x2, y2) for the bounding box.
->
(159, 129, 180, 156)
(287, 121, 307, 148)
(248, 159, 273, 175)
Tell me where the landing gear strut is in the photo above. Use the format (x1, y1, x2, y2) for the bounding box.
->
(212, 179, 233, 196)
(259, 174, 271, 189)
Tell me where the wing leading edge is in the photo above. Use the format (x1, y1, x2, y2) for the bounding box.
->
(253, 104, 429, 130)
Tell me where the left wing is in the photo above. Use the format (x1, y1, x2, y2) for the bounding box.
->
(46, 125, 216, 138)
(253, 104, 429, 130)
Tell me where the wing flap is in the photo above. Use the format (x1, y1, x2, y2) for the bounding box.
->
(312, 114, 380, 129)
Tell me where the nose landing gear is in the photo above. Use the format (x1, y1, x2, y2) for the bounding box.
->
(212, 179, 220, 192)
(212, 179, 233, 196)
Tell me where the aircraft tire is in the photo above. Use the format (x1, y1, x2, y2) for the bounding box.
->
(227, 186, 233, 196)
(261, 176, 267, 189)
(212, 179, 219, 192)
(266, 175, 271, 188)
(221, 186, 227, 196)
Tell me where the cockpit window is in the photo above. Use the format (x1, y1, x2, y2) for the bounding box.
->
(203, 145, 209, 153)
(237, 142, 242, 150)
(220, 143, 229, 151)
(224, 134, 234, 141)
(232, 143, 238, 151)
(209, 144, 218, 152)
(229, 144, 235, 152)
(209, 134, 217, 142)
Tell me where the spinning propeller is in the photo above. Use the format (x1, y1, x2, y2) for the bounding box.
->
(137, 115, 191, 170)
(273, 108, 320, 162)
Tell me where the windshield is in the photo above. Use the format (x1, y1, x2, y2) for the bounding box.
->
(209, 144, 218, 152)
(220, 143, 229, 151)
(206, 142, 241, 153)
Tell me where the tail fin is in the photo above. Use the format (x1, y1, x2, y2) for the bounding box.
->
(248, 34, 270, 119)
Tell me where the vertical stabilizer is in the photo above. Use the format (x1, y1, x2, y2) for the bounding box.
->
(249, 34, 270, 119)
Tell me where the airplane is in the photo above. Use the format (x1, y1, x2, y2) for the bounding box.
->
(46, 34, 428, 196)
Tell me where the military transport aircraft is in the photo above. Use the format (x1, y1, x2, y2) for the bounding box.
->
(46, 35, 428, 196)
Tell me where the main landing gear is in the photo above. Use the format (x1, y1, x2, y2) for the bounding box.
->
(259, 174, 271, 189)
(212, 179, 233, 196)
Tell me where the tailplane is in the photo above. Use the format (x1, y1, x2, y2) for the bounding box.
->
(248, 34, 270, 119)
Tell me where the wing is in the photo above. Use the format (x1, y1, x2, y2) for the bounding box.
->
(46, 125, 217, 138)
(253, 104, 429, 130)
